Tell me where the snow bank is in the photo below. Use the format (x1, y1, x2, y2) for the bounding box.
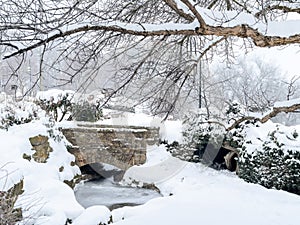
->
(72, 206, 111, 225)
(122, 145, 187, 184)
(1, 93, 300, 225)
(114, 154, 300, 225)
(0, 118, 84, 224)
(159, 120, 183, 143)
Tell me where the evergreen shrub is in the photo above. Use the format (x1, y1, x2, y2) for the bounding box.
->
(237, 124, 300, 195)
(72, 101, 103, 122)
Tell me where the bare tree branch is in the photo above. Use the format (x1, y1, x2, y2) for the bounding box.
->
(163, 0, 195, 22)
(180, 0, 207, 27)
(256, 5, 300, 18)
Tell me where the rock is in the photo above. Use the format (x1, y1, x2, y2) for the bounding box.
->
(64, 174, 82, 189)
(29, 135, 53, 163)
(22, 153, 31, 161)
(142, 183, 161, 193)
(29, 135, 48, 146)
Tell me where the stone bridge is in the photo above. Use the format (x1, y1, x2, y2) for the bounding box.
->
(62, 124, 160, 171)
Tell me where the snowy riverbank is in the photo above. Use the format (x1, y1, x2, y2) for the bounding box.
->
(0, 99, 299, 225)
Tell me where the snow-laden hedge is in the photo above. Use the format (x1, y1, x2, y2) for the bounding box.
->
(0, 96, 41, 130)
(182, 109, 300, 195)
(181, 112, 228, 166)
(36, 90, 103, 122)
(236, 121, 300, 195)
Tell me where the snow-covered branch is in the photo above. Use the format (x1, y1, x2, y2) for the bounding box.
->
(227, 99, 300, 130)
(3, 18, 300, 60)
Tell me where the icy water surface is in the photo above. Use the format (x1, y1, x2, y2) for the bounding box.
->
(75, 179, 162, 210)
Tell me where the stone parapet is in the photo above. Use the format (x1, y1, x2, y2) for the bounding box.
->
(62, 125, 159, 170)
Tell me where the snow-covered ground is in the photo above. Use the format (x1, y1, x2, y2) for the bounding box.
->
(112, 146, 300, 225)
(0, 119, 84, 225)
(0, 94, 300, 225)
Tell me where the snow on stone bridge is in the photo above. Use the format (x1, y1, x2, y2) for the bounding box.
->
(61, 124, 160, 171)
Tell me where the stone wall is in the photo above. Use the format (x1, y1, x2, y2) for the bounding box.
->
(62, 124, 160, 170)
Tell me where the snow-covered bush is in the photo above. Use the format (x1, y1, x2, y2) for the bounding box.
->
(0, 97, 40, 130)
(182, 111, 227, 165)
(183, 102, 245, 153)
(72, 101, 103, 122)
(36, 91, 103, 122)
(182, 102, 300, 195)
(0, 106, 33, 130)
(36, 92, 73, 122)
(237, 122, 300, 195)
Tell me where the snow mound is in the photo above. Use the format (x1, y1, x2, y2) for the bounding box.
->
(72, 206, 111, 225)
(0, 119, 83, 224)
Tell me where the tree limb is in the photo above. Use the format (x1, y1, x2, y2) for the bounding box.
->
(256, 5, 300, 18)
(226, 116, 256, 131)
(3, 21, 300, 60)
(227, 102, 300, 130)
(180, 0, 207, 28)
(163, 0, 195, 22)
(260, 103, 300, 123)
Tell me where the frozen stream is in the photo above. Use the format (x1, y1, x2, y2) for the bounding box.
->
(75, 179, 162, 210)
